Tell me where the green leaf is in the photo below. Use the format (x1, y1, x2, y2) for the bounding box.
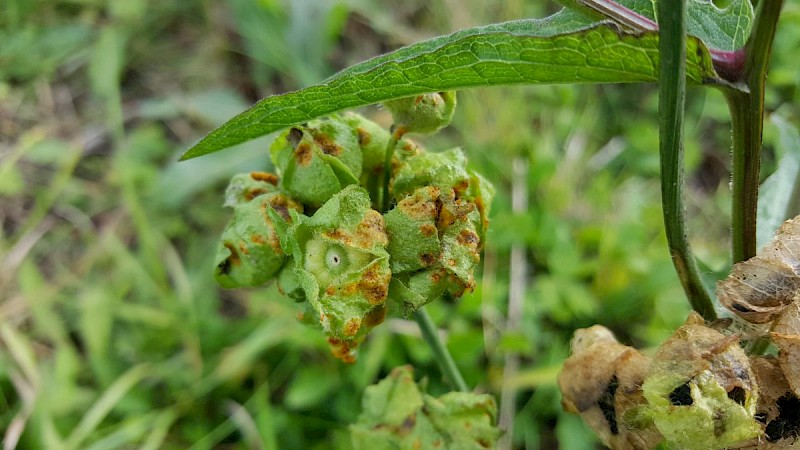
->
(617, 0, 754, 51)
(181, 9, 719, 160)
(350, 366, 501, 450)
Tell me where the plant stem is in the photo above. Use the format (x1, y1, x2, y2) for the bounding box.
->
(413, 308, 469, 392)
(724, 0, 784, 264)
(658, 0, 717, 320)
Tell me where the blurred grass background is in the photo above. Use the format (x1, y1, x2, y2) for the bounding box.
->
(2, 0, 799, 448)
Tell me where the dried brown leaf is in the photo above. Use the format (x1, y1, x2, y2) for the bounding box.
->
(719, 217, 800, 323)
(558, 326, 662, 450)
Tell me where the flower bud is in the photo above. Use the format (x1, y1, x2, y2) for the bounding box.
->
(214, 190, 303, 288)
(642, 313, 761, 450)
(223, 172, 279, 207)
(383, 91, 456, 134)
(270, 115, 363, 207)
(385, 186, 484, 312)
(559, 326, 663, 450)
(391, 147, 471, 202)
(284, 185, 391, 362)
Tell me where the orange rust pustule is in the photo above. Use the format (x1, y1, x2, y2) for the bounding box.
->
(250, 171, 279, 185)
(398, 187, 439, 221)
(328, 337, 358, 363)
(312, 131, 343, 156)
(354, 210, 388, 248)
(344, 318, 361, 337)
(250, 234, 266, 245)
(238, 240, 250, 255)
(357, 264, 390, 304)
(420, 223, 437, 237)
(294, 142, 314, 166)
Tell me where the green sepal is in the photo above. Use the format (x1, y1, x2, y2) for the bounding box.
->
(465, 170, 495, 241)
(276, 259, 305, 301)
(391, 147, 470, 201)
(214, 191, 303, 288)
(350, 365, 501, 450)
(341, 112, 391, 204)
(285, 185, 391, 362)
(384, 186, 441, 273)
(270, 115, 363, 207)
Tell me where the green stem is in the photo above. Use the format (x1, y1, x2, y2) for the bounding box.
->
(413, 308, 469, 392)
(658, 0, 717, 320)
(723, 0, 784, 264)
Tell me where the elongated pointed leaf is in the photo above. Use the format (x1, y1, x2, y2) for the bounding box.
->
(181, 9, 720, 160)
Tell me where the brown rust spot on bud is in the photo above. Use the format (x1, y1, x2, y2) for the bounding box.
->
(354, 210, 388, 248)
(312, 131, 343, 156)
(364, 304, 387, 328)
(325, 286, 336, 297)
(344, 318, 361, 337)
(250, 234, 265, 245)
(358, 264, 390, 304)
(457, 229, 480, 246)
(398, 187, 439, 221)
(243, 188, 269, 201)
(238, 241, 249, 255)
(250, 171, 279, 185)
(327, 337, 358, 363)
(355, 127, 370, 147)
(420, 253, 437, 267)
(294, 142, 314, 166)
(419, 223, 436, 237)
(222, 242, 240, 267)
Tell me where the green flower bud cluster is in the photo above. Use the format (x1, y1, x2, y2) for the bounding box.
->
(213, 97, 494, 363)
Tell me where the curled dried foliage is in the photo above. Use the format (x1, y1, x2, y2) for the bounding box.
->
(558, 326, 662, 450)
(642, 313, 761, 450)
(718, 217, 800, 324)
(734, 356, 800, 449)
(773, 304, 800, 398)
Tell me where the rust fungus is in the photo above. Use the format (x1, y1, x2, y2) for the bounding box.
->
(419, 223, 437, 237)
(250, 171, 278, 185)
(363, 305, 387, 328)
(313, 131, 343, 156)
(344, 318, 361, 337)
(294, 142, 314, 166)
(356, 127, 370, 146)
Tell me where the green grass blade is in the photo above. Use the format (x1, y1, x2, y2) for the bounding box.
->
(63, 364, 150, 450)
(181, 9, 720, 160)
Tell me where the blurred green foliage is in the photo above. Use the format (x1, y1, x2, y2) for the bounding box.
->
(1, 0, 799, 449)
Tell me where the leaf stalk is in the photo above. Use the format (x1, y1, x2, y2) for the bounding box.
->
(658, 0, 717, 320)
